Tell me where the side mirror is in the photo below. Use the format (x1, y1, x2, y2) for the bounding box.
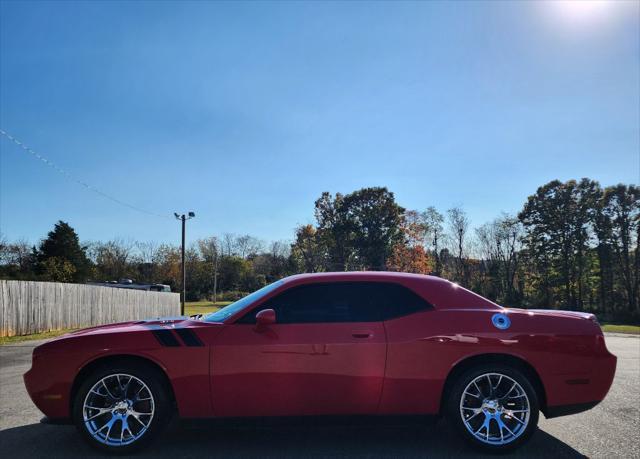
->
(255, 309, 276, 329)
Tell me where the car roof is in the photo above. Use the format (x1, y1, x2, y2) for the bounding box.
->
(277, 271, 500, 311)
(282, 271, 448, 284)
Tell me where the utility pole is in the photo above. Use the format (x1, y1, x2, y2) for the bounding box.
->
(213, 244, 219, 304)
(174, 211, 195, 316)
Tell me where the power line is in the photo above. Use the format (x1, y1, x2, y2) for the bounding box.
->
(0, 128, 171, 219)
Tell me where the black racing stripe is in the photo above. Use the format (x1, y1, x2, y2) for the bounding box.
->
(174, 328, 204, 347)
(151, 329, 181, 347)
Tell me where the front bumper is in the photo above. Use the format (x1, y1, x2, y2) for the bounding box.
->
(24, 352, 73, 420)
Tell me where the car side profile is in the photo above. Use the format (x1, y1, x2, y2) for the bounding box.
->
(24, 272, 617, 453)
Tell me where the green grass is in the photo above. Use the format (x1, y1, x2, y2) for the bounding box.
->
(185, 301, 232, 316)
(0, 328, 76, 345)
(601, 324, 640, 335)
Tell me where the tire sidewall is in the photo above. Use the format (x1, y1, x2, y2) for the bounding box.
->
(447, 363, 540, 454)
(72, 362, 171, 454)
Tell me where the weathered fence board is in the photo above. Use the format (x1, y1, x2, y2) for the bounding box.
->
(0, 280, 180, 337)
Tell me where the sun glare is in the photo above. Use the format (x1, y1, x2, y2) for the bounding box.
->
(549, 0, 614, 26)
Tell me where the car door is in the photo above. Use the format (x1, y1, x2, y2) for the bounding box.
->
(210, 282, 387, 417)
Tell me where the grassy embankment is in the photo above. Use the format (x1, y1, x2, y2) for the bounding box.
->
(184, 300, 231, 316)
(0, 328, 77, 345)
(601, 324, 640, 335)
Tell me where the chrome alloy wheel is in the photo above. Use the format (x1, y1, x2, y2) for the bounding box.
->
(82, 373, 155, 446)
(459, 372, 530, 445)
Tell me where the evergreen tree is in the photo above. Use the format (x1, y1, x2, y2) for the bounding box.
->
(36, 221, 91, 282)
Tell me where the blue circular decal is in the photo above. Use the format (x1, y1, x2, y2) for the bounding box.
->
(492, 313, 511, 330)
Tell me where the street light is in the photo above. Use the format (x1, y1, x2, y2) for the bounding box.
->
(175, 211, 195, 315)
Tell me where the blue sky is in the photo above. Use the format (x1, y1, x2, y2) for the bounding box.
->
(1, 1, 638, 246)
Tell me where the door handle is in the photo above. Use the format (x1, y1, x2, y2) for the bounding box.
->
(352, 331, 372, 339)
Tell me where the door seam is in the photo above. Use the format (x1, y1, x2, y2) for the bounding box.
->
(375, 321, 389, 414)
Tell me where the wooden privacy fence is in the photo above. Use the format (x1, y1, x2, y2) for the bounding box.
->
(0, 280, 180, 337)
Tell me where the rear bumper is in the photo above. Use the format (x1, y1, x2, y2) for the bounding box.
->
(542, 343, 617, 413)
(544, 401, 600, 419)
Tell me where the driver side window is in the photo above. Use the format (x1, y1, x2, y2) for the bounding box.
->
(273, 284, 362, 323)
(236, 281, 432, 325)
(237, 283, 350, 324)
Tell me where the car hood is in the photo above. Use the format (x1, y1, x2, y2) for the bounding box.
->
(52, 316, 205, 340)
(33, 316, 223, 355)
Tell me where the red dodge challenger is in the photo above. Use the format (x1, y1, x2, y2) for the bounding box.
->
(24, 272, 617, 453)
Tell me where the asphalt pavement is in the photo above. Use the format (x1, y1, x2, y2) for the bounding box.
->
(0, 334, 638, 458)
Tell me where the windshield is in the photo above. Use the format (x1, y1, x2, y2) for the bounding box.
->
(203, 280, 284, 322)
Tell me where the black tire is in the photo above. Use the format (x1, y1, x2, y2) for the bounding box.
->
(72, 361, 173, 454)
(446, 363, 539, 454)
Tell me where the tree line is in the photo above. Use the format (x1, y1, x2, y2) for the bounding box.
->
(1, 178, 637, 322)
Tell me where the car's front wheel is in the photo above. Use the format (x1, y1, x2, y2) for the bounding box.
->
(447, 364, 539, 453)
(72, 361, 172, 453)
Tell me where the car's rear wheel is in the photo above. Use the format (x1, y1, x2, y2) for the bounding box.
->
(72, 362, 172, 453)
(447, 364, 539, 453)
